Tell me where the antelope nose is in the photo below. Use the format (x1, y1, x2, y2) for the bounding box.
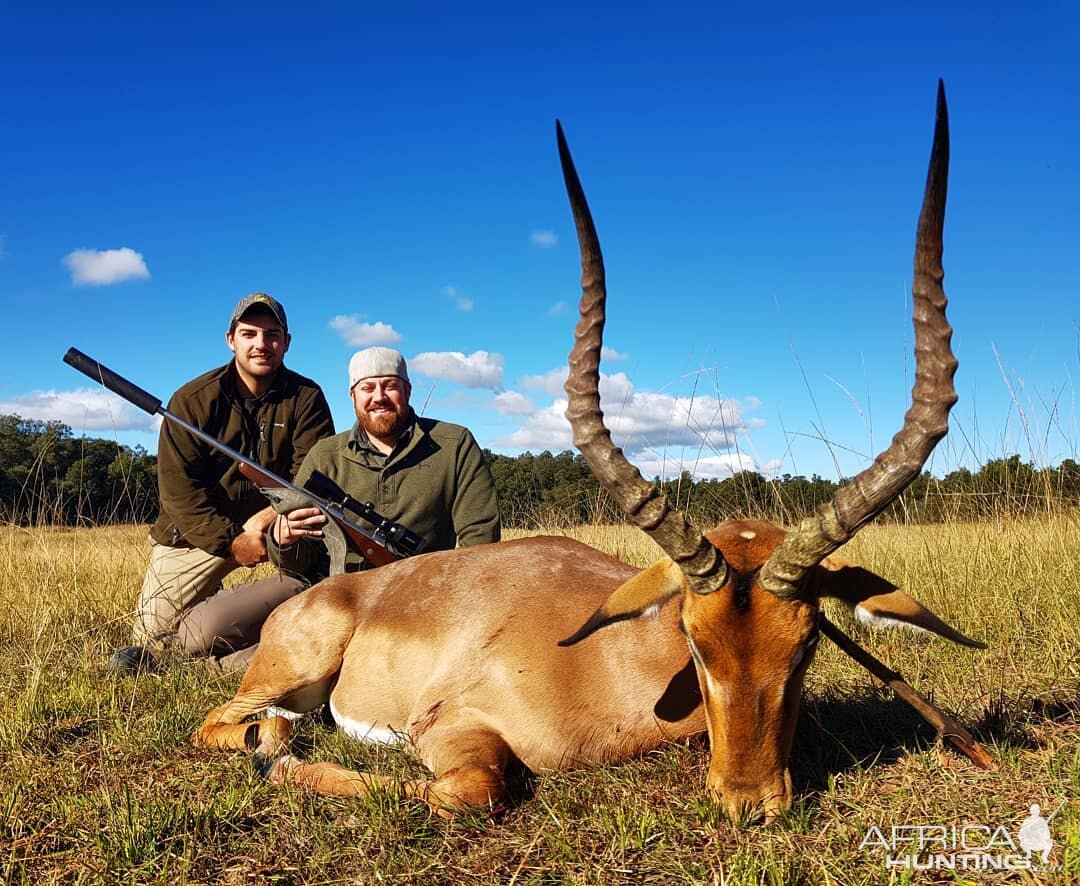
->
(721, 794, 767, 826)
(709, 778, 766, 825)
(710, 773, 793, 825)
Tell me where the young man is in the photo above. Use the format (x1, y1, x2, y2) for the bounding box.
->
(181, 346, 501, 670)
(110, 293, 335, 672)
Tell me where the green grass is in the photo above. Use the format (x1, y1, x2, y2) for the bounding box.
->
(1, 517, 1077, 883)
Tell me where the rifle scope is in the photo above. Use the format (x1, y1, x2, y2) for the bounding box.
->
(304, 470, 427, 558)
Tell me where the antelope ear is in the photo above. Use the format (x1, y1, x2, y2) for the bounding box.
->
(817, 557, 985, 648)
(559, 558, 684, 646)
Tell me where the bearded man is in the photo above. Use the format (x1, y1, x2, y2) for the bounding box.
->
(178, 347, 500, 669)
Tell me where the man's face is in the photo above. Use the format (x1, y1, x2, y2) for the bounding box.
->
(226, 313, 290, 383)
(351, 375, 411, 441)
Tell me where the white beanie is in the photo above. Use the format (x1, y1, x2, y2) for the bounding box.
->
(348, 347, 410, 389)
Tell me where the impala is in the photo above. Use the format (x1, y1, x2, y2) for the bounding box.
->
(194, 82, 985, 822)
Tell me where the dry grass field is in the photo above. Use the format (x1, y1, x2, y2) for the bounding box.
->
(1, 516, 1077, 883)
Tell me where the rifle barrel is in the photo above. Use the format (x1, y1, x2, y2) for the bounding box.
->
(63, 348, 163, 415)
(63, 347, 397, 562)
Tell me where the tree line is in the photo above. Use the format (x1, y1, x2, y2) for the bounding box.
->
(0, 415, 159, 524)
(487, 449, 1080, 526)
(2, 413, 1079, 528)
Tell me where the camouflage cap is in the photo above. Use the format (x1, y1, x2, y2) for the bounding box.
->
(230, 292, 288, 332)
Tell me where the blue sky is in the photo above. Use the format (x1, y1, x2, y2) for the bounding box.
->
(2, 3, 1077, 481)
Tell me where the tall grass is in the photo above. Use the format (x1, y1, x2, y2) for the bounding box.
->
(1, 516, 1077, 882)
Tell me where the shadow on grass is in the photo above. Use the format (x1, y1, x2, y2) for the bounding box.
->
(790, 682, 1080, 797)
(792, 687, 940, 794)
(974, 687, 1079, 747)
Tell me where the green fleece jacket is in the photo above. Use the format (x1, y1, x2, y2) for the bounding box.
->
(271, 413, 500, 578)
(150, 362, 334, 557)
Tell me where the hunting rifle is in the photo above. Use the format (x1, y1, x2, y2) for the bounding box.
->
(62, 347, 425, 566)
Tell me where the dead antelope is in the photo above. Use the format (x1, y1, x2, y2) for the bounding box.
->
(194, 81, 984, 822)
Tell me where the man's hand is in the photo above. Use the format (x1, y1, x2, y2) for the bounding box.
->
(230, 529, 268, 566)
(272, 507, 328, 547)
(230, 506, 277, 566)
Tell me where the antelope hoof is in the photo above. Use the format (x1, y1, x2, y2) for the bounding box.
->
(252, 717, 292, 757)
(422, 766, 506, 819)
(252, 752, 275, 778)
(267, 754, 301, 784)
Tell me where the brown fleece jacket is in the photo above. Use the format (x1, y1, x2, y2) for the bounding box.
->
(150, 361, 334, 557)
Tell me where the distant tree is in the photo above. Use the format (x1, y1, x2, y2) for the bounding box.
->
(108, 445, 160, 522)
(1056, 459, 1080, 504)
(0, 414, 159, 525)
(3, 421, 1078, 528)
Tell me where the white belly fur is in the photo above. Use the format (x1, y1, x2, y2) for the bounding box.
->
(329, 697, 407, 747)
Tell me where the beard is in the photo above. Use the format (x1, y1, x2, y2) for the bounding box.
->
(359, 408, 408, 441)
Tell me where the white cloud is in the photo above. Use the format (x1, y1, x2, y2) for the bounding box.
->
(530, 229, 558, 248)
(548, 300, 568, 316)
(758, 459, 785, 479)
(520, 367, 632, 401)
(63, 247, 150, 286)
(601, 346, 629, 361)
(0, 388, 160, 432)
(494, 401, 572, 451)
(595, 379, 744, 452)
(329, 315, 403, 346)
(494, 372, 754, 478)
(441, 285, 474, 312)
(410, 350, 504, 390)
(522, 367, 568, 398)
(598, 371, 635, 403)
(633, 451, 759, 480)
(491, 390, 536, 415)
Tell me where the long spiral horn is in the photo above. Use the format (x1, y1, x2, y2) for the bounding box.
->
(559, 122, 730, 595)
(760, 80, 957, 599)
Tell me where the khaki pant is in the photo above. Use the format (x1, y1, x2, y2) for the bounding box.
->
(133, 542, 239, 645)
(134, 542, 306, 662)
